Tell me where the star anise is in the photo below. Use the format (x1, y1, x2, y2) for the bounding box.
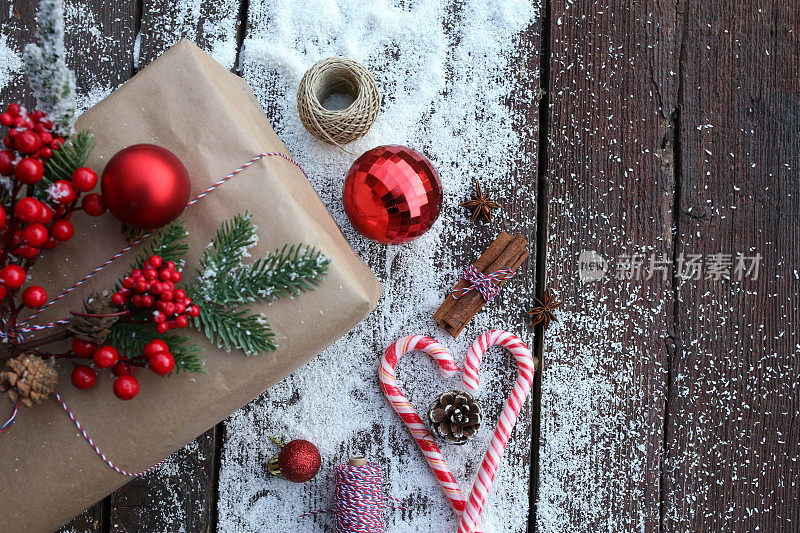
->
(527, 289, 562, 330)
(460, 181, 500, 223)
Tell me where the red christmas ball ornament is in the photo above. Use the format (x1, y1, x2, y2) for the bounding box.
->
(101, 144, 191, 229)
(113, 375, 140, 400)
(343, 145, 442, 244)
(268, 439, 322, 483)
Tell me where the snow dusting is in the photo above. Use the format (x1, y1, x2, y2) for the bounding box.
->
(220, 0, 539, 532)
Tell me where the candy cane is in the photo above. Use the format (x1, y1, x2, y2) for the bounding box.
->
(379, 335, 467, 514)
(457, 330, 534, 533)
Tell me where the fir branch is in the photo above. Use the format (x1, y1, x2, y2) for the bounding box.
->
(23, 0, 77, 132)
(134, 221, 189, 269)
(197, 212, 257, 280)
(108, 322, 206, 374)
(190, 304, 276, 356)
(201, 244, 330, 305)
(42, 131, 95, 184)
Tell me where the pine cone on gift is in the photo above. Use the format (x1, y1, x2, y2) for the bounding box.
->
(67, 292, 119, 344)
(428, 390, 483, 445)
(0, 353, 58, 407)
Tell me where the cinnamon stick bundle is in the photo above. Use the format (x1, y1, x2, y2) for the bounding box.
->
(434, 232, 529, 338)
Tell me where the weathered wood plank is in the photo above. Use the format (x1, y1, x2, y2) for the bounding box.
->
(106, 2, 244, 532)
(136, 0, 243, 72)
(663, 1, 800, 529)
(109, 429, 218, 533)
(536, 1, 681, 530)
(220, 1, 541, 532)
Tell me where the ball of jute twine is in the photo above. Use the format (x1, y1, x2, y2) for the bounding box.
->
(296, 57, 380, 152)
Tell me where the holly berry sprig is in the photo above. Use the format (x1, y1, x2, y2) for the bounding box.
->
(0, 103, 105, 342)
(69, 338, 178, 401)
(111, 254, 200, 334)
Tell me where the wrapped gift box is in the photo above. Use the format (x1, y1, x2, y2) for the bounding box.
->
(0, 40, 381, 533)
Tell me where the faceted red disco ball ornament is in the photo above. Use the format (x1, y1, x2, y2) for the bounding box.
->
(343, 145, 442, 244)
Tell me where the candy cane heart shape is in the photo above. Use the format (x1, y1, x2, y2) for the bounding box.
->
(379, 335, 468, 515)
(457, 330, 535, 533)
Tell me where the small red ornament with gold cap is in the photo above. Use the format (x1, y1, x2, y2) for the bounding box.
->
(267, 437, 322, 483)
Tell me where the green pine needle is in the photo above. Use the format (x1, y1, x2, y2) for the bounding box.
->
(198, 212, 257, 277)
(200, 244, 329, 305)
(108, 322, 206, 374)
(134, 221, 190, 269)
(190, 304, 276, 355)
(187, 212, 329, 355)
(43, 131, 95, 184)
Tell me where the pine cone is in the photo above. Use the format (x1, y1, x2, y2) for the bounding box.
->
(67, 292, 119, 344)
(428, 390, 483, 445)
(0, 353, 58, 407)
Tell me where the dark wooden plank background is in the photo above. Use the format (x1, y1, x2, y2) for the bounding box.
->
(0, 0, 797, 531)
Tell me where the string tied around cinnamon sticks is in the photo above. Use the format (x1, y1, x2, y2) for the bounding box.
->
(434, 232, 529, 338)
(451, 265, 516, 302)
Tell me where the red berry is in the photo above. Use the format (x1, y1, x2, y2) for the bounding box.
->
(172, 271, 182, 282)
(188, 305, 200, 318)
(111, 292, 125, 306)
(0, 112, 13, 126)
(71, 338, 98, 358)
(13, 245, 39, 259)
(166, 261, 175, 270)
(153, 312, 166, 324)
(131, 294, 143, 307)
(131, 268, 143, 278)
(149, 351, 175, 376)
(51, 219, 74, 241)
(0, 150, 15, 176)
(14, 130, 41, 154)
(39, 147, 53, 159)
(144, 268, 157, 280)
(93, 345, 119, 368)
(71, 365, 97, 389)
(71, 167, 98, 192)
(41, 236, 58, 250)
(21, 285, 46, 308)
(14, 197, 43, 223)
(141, 294, 154, 307)
(122, 276, 135, 289)
(0, 264, 26, 289)
(0, 286, 6, 300)
(150, 282, 162, 294)
(39, 131, 53, 145)
(160, 290, 173, 302)
(112, 360, 131, 377)
(2, 136, 12, 148)
(22, 222, 48, 247)
(175, 315, 188, 328)
(134, 279, 148, 293)
(159, 269, 171, 281)
(155, 323, 169, 334)
(50, 180, 77, 205)
(143, 339, 169, 359)
(38, 204, 54, 224)
(31, 110, 44, 121)
(113, 375, 140, 400)
(6, 104, 20, 116)
(81, 193, 106, 216)
(14, 157, 44, 184)
(149, 255, 163, 268)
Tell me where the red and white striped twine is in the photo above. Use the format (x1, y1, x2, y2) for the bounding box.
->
(1, 152, 303, 478)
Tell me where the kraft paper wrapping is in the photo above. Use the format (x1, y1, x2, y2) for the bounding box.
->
(0, 40, 382, 533)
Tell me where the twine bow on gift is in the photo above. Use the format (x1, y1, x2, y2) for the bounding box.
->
(451, 265, 516, 303)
